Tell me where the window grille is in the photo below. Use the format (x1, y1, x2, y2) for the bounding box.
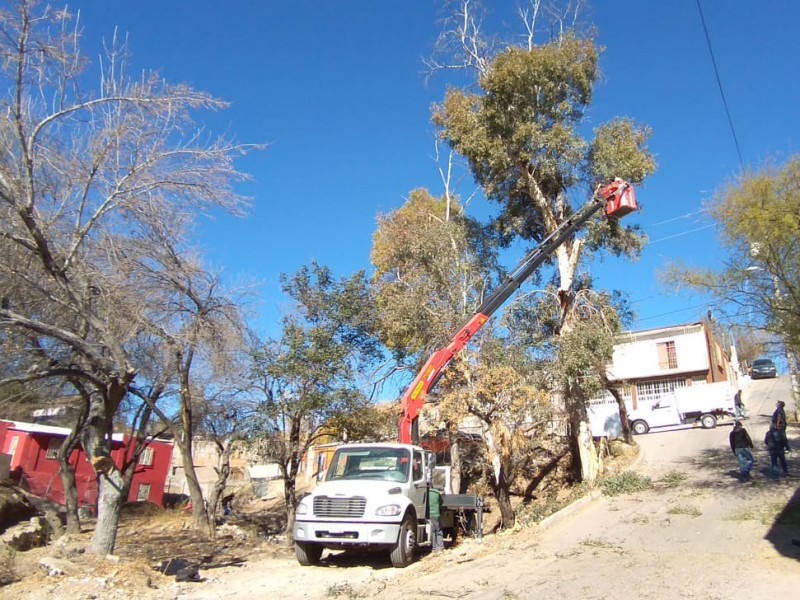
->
(138, 446, 154, 467)
(636, 378, 687, 402)
(136, 483, 151, 502)
(45, 438, 60, 460)
(656, 341, 678, 369)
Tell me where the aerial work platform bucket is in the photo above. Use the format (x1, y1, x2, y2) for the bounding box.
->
(601, 178, 638, 219)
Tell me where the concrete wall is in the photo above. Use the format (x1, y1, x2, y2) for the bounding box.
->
(609, 325, 710, 380)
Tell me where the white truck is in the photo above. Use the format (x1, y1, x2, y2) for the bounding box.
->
(627, 382, 737, 435)
(293, 442, 483, 567)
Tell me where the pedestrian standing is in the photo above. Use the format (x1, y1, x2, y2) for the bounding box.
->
(427, 486, 444, 552)
(772, 400, 790, 450)
(765, 425, 789, 477)
(729, 421, 754, 481)
(734, 390, 747, 419)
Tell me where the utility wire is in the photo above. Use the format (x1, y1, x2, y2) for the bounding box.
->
(651, 208, 709, 226)
(647, 224, 715, 245)
(637, 300, 720, 323)
(695, 0, 745, 171)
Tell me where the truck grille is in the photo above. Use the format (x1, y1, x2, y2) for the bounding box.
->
(313, 496, 367, 518)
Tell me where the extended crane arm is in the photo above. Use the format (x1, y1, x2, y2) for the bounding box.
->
(398, 179, 637, 444)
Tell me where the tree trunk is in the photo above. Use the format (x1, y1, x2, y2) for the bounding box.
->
(786, 349, 799, 420)
(60, 380, 90, 534)
(493, 470, 515, 529)
(57, 462, 81, 535)
(608, 385, 633, 444)
(481, 426, 516, 529)
(173, 437, 212, 536)
(82, 388, 125, 555)
(120, 458, 137, 505)
(450, 433, 462, 494)
(577, 420, 600, 485)
(284, 472, 297, 541)
(205, 440, 234, 533)
(90, 469, 125, 554)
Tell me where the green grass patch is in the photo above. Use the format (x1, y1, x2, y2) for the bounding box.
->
(666, 504, 701, 517)
(725, 507, 757, 522)
(517, 482, 591, 525)
(658, 470, 688, 488)
(601, 471, 652, 497)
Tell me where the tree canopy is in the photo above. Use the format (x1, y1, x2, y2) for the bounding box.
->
(663, 156, 800, 375)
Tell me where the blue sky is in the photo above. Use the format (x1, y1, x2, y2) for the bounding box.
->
(65, 1, 800, 338)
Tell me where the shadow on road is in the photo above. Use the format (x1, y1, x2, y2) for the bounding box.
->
(764, 483, 800, 562)
(685, 426, 800, 562)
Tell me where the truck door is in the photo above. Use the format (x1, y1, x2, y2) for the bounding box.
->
(649, 396, 680, 427)
(410, 449, 427, 519)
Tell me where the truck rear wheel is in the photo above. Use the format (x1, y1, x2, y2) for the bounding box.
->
(390, 515, 417, 568)
(631, 420, 649, 435)
(700, 413, 717, 429)
(295, 541, 323, 566)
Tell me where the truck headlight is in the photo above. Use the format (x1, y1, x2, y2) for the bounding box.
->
(296, 501, 309, 515)
(375, 504, 402, 517)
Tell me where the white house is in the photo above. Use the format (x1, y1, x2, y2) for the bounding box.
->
(590, 321, 739, 437)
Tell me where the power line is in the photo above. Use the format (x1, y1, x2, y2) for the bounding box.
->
(636, 300, 719, 323)
(695, 0, 745, 171)
(646, 224, 715, 245)
(651, 208, 709, 226)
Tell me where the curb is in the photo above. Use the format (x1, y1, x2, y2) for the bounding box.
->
(538, 443, 646, 531)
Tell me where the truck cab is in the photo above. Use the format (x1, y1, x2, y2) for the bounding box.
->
(294, 443, 432, 567)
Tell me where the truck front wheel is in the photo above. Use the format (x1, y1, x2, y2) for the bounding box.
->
(295, 541, 323, 566)
(390, 515, 417, 568)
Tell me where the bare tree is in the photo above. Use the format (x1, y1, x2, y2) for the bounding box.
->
(0, 1, 257, 554)
(127, 237, 251, 537)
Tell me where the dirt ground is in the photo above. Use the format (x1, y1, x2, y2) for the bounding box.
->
(0, 447, 637, 600)
(1, 382, 799, 599)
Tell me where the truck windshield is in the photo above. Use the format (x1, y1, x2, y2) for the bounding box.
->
(326, 447, 412, 483)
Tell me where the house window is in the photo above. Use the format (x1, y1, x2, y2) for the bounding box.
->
(45, 438, 61, 460)
(656, 341, 678, 369)
(138, 446, 154, 467)
(136, 483, 151, 502)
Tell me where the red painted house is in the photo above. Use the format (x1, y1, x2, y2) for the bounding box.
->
(0, 420, 173, 509)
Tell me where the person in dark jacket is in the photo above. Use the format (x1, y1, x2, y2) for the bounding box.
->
(765, 425, 789, 477)
(772, 400, 791, 451)
(729, 421, 754, 481)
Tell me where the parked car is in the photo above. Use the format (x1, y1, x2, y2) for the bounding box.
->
(750, 358, 777, 379)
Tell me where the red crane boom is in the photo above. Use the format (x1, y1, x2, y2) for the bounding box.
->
(398, 179, 637, 444)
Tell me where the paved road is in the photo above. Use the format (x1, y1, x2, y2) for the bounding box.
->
(368, 376, 800, 600)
